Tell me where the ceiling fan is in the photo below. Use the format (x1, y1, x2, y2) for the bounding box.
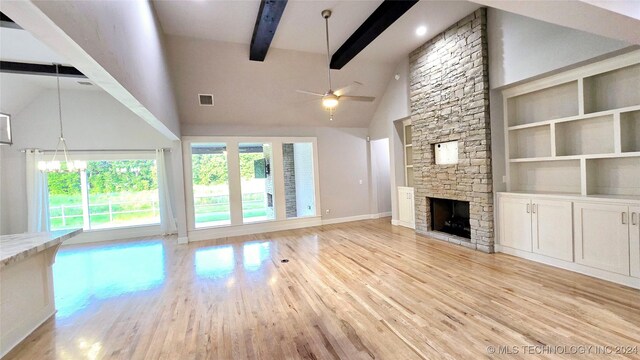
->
(296, 9, 375, 121)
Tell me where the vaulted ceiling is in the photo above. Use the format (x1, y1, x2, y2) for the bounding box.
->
(153, 0, 480, 65)
(153, 0, 481, 127)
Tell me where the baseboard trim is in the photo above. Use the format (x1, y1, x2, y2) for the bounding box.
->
(322, 214, 370, 225)
(496, 245, 640, 290)
(395, 220, 415, 229)
(188, 216, 323, 242)
(0, 305, 54, 359)
(62, 225, 162, 245)
(369, 211, 392, 219)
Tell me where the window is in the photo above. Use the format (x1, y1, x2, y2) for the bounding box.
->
(283, 143, 316, 218)
(191, 143, 231, 227)
(47, 159, 159, 231)
(185, 137, 320, 230)
(239, 143, 275, 223)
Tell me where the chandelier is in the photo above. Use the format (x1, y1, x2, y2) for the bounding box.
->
(38, 64, 87, 173)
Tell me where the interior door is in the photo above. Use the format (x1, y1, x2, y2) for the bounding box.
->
(532, 199, 573, 261)
(574, 202, 630, 275)
(499, 196, 532, 252)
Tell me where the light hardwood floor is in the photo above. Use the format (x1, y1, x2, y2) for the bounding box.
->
(5, 219, 640, 359)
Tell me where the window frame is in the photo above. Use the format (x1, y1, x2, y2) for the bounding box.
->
(43, 151, 161, 232)
(183, 136, 321, 232)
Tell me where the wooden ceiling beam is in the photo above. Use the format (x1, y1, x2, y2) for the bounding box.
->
(0, 11, 22, 29)
(0, 61, 86, 78)
(330, 0, 418, 70)
(250, 0, 288, 62)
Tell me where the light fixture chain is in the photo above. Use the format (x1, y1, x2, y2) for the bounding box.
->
(55, 64, 64, 140)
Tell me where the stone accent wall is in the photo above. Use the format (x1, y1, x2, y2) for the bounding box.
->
(283, 144, 297, 217)
(409, 8, 494, 253)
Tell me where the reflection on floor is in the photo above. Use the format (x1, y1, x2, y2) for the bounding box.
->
(54, 242, 165, 318)
(5, 219, 640, 359)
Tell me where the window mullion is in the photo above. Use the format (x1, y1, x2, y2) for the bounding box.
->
(227, 141, 243, 225)
(80, 169, 91, 230)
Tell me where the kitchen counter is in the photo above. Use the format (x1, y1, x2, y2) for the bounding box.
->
(0, 229, 82, 357)
(0, 229, 82, 269)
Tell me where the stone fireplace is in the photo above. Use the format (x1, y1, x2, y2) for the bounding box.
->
(430, 198, 471, 239)
(409, 8, 494, 253)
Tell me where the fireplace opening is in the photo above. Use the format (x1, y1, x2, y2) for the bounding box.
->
(430, 198, 471, 239)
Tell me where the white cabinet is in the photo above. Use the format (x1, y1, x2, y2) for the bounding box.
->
(532, 199, 573, 261)
(574, 202, 629, 275)
(499, 196, 532, 252)
(398, 187, 415, 229)
(499, 195, 573, 260)
(629, 206, 640, 278)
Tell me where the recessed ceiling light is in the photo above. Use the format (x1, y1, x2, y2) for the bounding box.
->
(416, 26, 427, 36)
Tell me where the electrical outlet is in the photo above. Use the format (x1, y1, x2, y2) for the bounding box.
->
(502, 175, 507, 183)
(359, 179, 363, 185)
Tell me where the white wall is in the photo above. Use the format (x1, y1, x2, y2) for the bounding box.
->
(369, 138, 391, 216)
(368, 59, 410, 140)
(367, 59, 411, 223)
(487, 9, 630, 89)
(165, 35, 394, 129)
(0, 89, 174, 235)
(181, 124, 371, 220)
(2, 0, 181, 140)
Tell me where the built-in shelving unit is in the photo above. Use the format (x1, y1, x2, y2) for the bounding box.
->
(503, 50, 640, 199)
(403, 119, 414, 187)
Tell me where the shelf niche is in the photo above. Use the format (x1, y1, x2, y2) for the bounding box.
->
(586, 157, 640, 196)
(583, 63, 640, 114)
(509, 125, 551, 159)
(507, 81, 578, 126)
(509, 160, 581, 195)
(555, 115, 614, 156)
(621, 110, 640, 153)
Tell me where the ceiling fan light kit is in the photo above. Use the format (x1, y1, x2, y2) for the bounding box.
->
(296, 9, 375, 121)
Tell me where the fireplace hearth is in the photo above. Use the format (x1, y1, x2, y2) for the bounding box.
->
(430, 198, 471, 239)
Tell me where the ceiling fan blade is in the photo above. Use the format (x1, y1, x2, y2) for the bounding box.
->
(296, 89, 325, 97)
(339, 95, 375, 102)
(334, 81, 363, 97)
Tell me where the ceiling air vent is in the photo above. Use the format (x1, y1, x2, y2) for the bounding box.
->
(199, 94, 214, 106)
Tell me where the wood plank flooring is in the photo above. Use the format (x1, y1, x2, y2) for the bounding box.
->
(5, 218, 640, 359)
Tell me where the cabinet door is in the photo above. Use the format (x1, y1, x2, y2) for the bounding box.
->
(532, 199, 573, 261)
(630, 206, 640, 278)
(408, 189, 415, 224)
(574, 202, 630, 275)
(499, 196, 532, 252)
(398, 188, 409, 222)
(398, 188, 415, 228)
